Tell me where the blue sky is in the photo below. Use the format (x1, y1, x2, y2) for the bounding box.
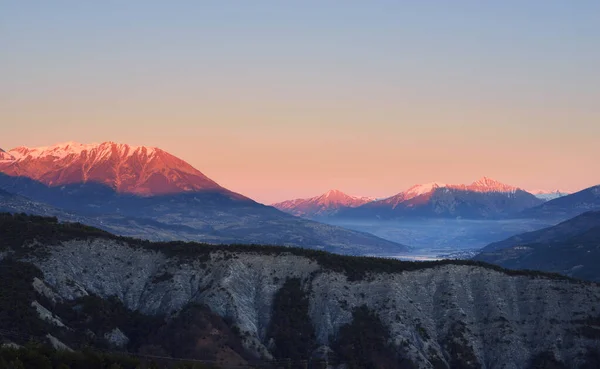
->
(2, 1, 599, 202)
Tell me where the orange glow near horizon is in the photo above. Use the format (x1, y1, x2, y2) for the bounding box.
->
(2, 102, 598, 204)
(2, 2, 599, 203)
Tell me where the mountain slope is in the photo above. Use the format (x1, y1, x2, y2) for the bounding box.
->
(520, 185, 600, 220)
(272, 189, 374, 217)
(474, 211, 600, 281)
(0, 176, 408, 255)
(0, 148, 15, 162)
(0, 142, 228, 196)
(1, 188, 62, 217)
(2, 214, 600, 368)
(338, 177, 543, 219)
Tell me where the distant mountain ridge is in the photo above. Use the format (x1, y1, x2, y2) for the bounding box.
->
(272, 189, 374, 217)
(474, 211, 600, 282)
(275, 177, 534, 220)
(530, 189, 570, 201)
(332, 177, 543, 219)
(519, 185, 600, 220)
(0, 142, 228, 196)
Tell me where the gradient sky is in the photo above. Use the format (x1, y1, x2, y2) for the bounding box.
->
(2, 1, 599, 203)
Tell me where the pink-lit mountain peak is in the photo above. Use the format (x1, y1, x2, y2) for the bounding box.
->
(272, 189, 374, 216)
(0, 141, 226, 196)
(404, 182, 446, 199)
(8, 141, 160, 162)
(400, 177, 518, 195)
(316, 189, 372, 205)
(464, 176, 519, 193)
(378, 177, 520, 208)
(379, 182, 446, 209)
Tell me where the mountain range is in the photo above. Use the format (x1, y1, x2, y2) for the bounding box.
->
(277, 178, 545, 220)
(474, 211, 600, 281)
(2, 141, 597, 257)
(520, 185, 600, 220)
(0, 142, 407, 255)
(530, 189, 570, 201)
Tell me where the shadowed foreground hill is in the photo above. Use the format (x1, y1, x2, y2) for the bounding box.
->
(474, 211, 600, 282)
(519, 185, 600, 220)
(0, 173, 409, 255)
(1, 213, 600, 368)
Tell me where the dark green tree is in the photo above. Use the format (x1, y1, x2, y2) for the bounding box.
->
(266, 278, 316, 365)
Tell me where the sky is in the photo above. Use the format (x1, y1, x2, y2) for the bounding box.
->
(1, 1, 599, 203)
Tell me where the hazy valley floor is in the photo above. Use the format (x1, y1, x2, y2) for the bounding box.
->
(324, 218, 557, 258)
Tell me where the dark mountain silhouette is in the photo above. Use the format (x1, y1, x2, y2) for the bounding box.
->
(0, 174, 408, 255)
(474, 211, 600, 281)
(519, 185, 600, 220)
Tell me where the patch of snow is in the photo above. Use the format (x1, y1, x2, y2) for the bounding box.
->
(404, 182, 446, 199)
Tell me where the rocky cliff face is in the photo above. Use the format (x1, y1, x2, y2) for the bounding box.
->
(12, 235, 599, 368)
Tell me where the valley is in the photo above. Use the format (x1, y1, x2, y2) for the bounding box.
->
(323, 218, 555, 258)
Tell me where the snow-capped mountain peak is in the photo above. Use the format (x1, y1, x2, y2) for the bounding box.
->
(324, 189, 344, 198)
(6, 142, 161, 162)
(272, 189, 374, 217)
(0, 141, 227, 196)
(404, 182, 446, 200)
(531, 189, 569, 195)
(463, 177, 518, 193)
(529, 189, 570, 201)
(0, 148, 15, 162)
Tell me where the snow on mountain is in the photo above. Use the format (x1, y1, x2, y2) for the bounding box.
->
(450, 176, 519, 193)
(334, 177, 544, 219)
(0, 148, 15, 162)
(0, 141, 228, 196)
(272, 189, 374, 217)
(530, 189, 570, 201)
(379, 177, 520, 206)
(373, 183, 446, 210)
(521, 185, 600, 219)
(317, 189, 374, 206)
(404, 182, 446, 200)
(276, 177, 529, 218)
